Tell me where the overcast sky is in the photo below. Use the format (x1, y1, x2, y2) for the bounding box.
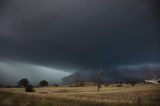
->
(0, 0, 160, 85)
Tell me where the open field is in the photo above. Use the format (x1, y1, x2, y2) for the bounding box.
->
(0, 84, 160, 106)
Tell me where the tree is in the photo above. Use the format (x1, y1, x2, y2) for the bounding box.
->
(17, 78, 29, 87)
(39, 80, 48, 87)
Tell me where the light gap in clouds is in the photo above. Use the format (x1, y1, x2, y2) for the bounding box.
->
(0, 61, 71, 85)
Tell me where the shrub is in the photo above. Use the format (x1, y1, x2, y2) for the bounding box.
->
(130, 82, 136, 86)
(25, 84, 34, 92)
(104, 83, 110, 87)
(116, 84, 123, 87)
(53, 84, 59, 87)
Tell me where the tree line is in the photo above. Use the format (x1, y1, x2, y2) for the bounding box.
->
(16, 78, 57, 92)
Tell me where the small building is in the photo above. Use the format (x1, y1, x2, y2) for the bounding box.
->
(145, 79, 160, 84)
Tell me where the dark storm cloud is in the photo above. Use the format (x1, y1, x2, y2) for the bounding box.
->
(0, 0, 10, 13)
(62, 64, 160, 84)
(0, 0, 160, 84)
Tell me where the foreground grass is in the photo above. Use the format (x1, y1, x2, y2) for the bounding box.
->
(0, 92, 109, 106)
(0, 84, 160, 106)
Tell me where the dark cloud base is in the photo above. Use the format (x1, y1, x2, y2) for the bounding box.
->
(62, 64, 160, 84)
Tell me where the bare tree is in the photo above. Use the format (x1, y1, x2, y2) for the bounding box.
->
(95, 68, 103, 92)
(75, 72, 80, 87)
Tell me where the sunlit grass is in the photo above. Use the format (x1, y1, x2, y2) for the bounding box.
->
(0, 84, 160, 106)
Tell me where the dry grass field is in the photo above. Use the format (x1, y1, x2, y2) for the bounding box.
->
(0, 84, 160, 106)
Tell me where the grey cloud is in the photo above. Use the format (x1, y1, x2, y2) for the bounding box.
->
(0, 61, 71, 85)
